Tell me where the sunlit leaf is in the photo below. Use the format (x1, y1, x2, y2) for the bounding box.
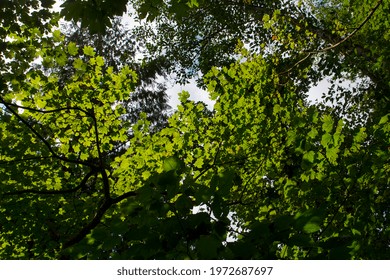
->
(83, 46, 95, 57)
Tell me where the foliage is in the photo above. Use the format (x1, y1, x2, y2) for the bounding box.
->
(60, 0, 128, 34)
(0, 0, 389, 259)
(54, 17, 171, 132)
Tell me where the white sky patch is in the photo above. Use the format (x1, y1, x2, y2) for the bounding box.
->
(14, 99, 24, 114)
(52, 0, 64, 12)
(166, 78, 215, 110)
(307, 78, 331, 104)
(307, 75, 360, 107)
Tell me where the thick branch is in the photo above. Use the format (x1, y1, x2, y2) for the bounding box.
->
(100, 167, 111, 199)
(89, 107, 111, 199)
(111, 190, 138, 204)
(62, 190, 137, 250)
(62, 198, 112, 249)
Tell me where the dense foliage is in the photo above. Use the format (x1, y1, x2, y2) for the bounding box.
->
(0, 0, 389, 259)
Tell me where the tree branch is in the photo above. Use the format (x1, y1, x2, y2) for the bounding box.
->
(308, 0, 383, 54)
(89, 107, 111, 200)
(62, 190, 137, 250)
(1, 101, 91, 116)
(278, 0, 383, 75)
(278, 53, 312, 76)
(2, 169, 97, 196)
(0, 156, 54, 165)
(100, 167, 111, 199)
(62, 198, 112, 249)
(0, 96, 95, 168)
(111, 190, 137, 204)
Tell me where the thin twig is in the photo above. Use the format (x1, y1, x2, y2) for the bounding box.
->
(308, 0, 383, 54)
(1, 101, 91, 116)
(279, 0, 383, 75)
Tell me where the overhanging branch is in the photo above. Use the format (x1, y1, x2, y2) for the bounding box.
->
(62, 190, 137, 250)
(1, 101, 91, 116)
(309, 0, 383, 54)
(2, 169, 97, 196)
(0, 156, 54, 165)
(0, 96, 95, 168)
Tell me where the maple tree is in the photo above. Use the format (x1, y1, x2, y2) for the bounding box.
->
(0, 0, 389, 259)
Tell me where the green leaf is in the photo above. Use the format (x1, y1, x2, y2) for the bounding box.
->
(295, 209, 324, 234)
(175, 195, 193, 213)
(302, 150, 315, 163)
(303, 219, 321, 233)
(321, 133, 333, 148)
(322, 115, 334, 133)
(262, 14, 270, 22)
(36, 99, 47, 108)
(80, 152, 88, 161)
(187, 0, 199, 8)
(55, 53, 67, 66)
(326, 147, 339, 164)
(163, 156, 181, 172)
(83, 46, 96, 57)
(194, 158, 204, 169)
(95, 56, 105, 67)
(52, 30, 63, 42)
(308, 128, 318, 139)
(178, 91, 190, 103)
(354, 127, 367, 143)
(211, 170, 236, 196)
(67, 42, 78, 56)
(379, 114, 389, 125)
(73, 58, 86, 71)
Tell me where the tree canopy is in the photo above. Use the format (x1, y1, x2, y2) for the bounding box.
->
(0, 0, 389, 259)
